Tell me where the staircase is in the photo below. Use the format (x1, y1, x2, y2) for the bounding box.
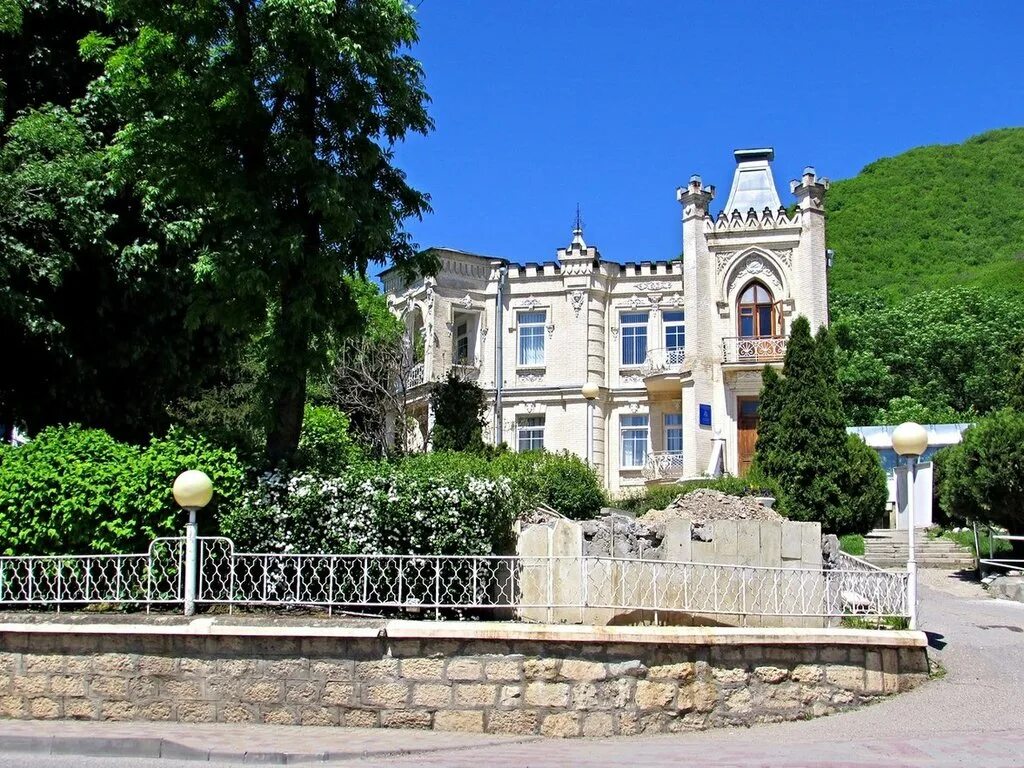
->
(864, 528, 976, 570)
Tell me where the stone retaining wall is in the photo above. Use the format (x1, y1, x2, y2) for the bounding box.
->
(0, 621, 929, 737)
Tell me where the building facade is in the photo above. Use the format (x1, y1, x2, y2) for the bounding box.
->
(382, 149, 830, 496)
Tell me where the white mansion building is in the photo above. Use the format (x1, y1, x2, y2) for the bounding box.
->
(382, 149, 830, 496)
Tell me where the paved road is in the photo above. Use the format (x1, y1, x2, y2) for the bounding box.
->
(2, 569, 1022, 767)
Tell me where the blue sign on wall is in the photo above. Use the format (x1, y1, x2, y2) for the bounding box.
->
(699, 404, 712, 427)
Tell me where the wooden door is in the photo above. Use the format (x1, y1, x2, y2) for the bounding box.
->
(737, 398, 759, 476)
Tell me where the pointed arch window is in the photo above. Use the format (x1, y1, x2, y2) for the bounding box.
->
(737, 282, 775, 338)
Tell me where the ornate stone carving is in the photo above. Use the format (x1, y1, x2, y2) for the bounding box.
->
(524, 402, 537, 414)
(517, 372, 544, 384)
(774, 249, 793, 268)
(515, 296, 542, 311)
(715, 251, 736, 274)
(546, 323, 555, 339)
(569, 290, 586, 318)
(726, 254, 784, 297)
(667, 293, 684, 307)
(620, 374, 643, 386)
(460, 294, 473, 309)
(635, 281, 672, 291)
(628, 402, 640, 413)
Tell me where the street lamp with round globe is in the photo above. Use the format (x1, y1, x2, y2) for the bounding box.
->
(892, 421, 928, 458)
(172, 470, 213, 511)
(891, 421, 928, 629)
(173, 470, 213, 617)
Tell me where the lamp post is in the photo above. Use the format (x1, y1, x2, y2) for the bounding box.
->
(581, 382, 599, 467)
(892, 422, 928, 630)
(173, 470, 214, 617)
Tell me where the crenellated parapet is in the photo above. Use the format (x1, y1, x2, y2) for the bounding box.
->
(705, 205, 800, 233)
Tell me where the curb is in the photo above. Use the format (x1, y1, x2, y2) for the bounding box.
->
(0, 734, 371, 764)
(0, 732, 545, 764)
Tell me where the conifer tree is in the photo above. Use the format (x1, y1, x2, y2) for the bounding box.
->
(754, 316, 885, 534)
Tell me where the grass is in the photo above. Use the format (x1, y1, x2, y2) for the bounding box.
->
(840, 615, 910, 631)
(839, 534, 865, 556)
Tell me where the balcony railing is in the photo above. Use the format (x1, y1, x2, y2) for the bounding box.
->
(640, 347, 686, 377)
(642, 451, 685, 481)
(722, 336, 787, 364)
(408, 362, 425, 387)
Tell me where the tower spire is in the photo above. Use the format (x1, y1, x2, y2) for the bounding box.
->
(571, 204, 586, 248)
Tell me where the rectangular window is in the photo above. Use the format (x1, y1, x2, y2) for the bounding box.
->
(518, 311, 546, 366)
(517, 416, 545, 452)
(621, 414, 649, 468)
(455, 321, 470, 363)
(620, 312, 649, 366)
(664, 310, 685, 365)
(664, 413, 683, 454)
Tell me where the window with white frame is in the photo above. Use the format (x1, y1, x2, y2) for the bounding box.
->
(517, 416, 545, 452)
(664, 310, 685, 364)
(620, 414, 649, 468)
(620, 311, 649, 366)
(518, 310, 546, 366)
(664, 412, 683, 454)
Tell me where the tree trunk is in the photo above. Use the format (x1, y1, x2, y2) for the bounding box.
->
(264, 348, 307, 467)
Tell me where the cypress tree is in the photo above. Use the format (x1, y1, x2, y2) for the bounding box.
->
(754, 316, 883, 533)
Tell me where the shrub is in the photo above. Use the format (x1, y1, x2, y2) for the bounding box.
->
(0, 426, 137, 555)
(935, 408, 1024, 531)
(839, 534, 865, 556)
(295, 405, 364, 474)
(490, 451, 606, 520)
(221, 462, 516, 556)
(0, 425, 246, 555)
(430, 371, 487, 452)
(122, 428, 246, 541)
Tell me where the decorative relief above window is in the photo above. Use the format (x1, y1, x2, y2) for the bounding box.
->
(726, 255, 784, 296)
(635, 281, 673, 291)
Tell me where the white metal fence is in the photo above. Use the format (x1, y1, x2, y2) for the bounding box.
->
(0, 536, 909, 624)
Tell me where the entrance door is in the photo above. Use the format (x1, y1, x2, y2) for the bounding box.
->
(737, 398, 759, 476)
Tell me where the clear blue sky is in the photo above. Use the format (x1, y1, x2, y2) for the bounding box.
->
(390, 1, 1024, 268)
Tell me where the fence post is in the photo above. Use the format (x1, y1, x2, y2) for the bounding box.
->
(184, 510, 198, 616)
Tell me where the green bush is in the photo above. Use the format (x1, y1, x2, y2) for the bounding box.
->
(491, 451, 606, 520)
(0, 426, 137, 555)
(0, 425, 246, 555)
(295, 405, 364, 474)
(935, 408, 1024, 531)
(221, 461, 516, 555)
(122, 428, 246, 541)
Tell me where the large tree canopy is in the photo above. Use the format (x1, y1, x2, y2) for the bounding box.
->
(83, 0, 437, 464)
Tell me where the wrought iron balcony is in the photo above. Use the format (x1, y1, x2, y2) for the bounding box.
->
(408, 362, 425, 387)
(642, 451, 685, 481)
(722, 336, 787, 364)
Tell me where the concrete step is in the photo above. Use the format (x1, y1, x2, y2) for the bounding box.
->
(863, 528, 974, 569)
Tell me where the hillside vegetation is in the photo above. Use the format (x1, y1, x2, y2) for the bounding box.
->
(827, 127, 1024, 305)
(824, 128, 1024, 425)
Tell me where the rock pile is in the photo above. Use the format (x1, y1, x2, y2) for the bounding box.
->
(638, 488, 782, 527)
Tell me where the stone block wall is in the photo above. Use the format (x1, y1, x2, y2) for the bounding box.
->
(0, 623, 929, 737)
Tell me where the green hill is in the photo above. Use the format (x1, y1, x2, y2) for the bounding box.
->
(827, 127, 1024, 305)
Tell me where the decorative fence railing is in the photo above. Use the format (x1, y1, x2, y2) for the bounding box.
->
(641, 451, 685, 481)
(722, 335, 787, 364)
(0, 537, 909, 624)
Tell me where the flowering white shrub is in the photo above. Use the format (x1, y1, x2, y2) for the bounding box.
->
(221, 465, 516, 555)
